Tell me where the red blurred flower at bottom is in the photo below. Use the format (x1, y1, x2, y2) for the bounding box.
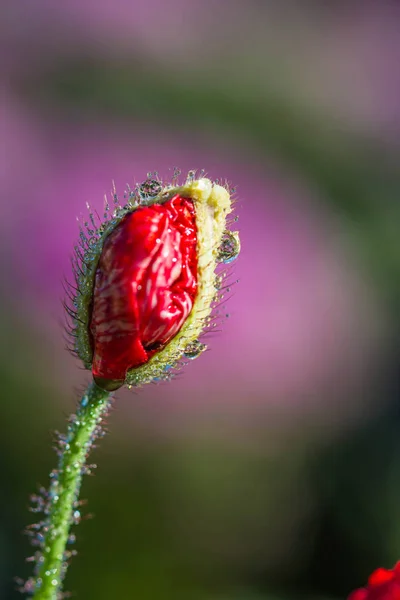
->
(348, 563, 400, 600)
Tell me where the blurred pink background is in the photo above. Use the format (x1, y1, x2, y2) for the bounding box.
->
(1, 2, 399, 599)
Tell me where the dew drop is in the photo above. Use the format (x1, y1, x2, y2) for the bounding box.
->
(217, 231, 240, 264)
(186, 170, 196, 183)
(171, 167, 181, 186)
(138, 178, 162, 199)
(214, 275, 223, 290)
(183, 340, 207, 360)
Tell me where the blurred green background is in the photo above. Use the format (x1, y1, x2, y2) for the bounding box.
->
(1, 1, 400, 599)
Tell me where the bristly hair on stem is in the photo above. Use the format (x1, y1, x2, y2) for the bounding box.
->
(19, 383, 113, 599)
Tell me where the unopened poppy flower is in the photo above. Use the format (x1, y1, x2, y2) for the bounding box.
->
(22, 170, 240, 600)
(67, 171, 240, 391)
(348, 562, 400, 600)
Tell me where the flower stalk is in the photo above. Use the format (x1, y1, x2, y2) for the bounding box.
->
(29, 383, 112, 599)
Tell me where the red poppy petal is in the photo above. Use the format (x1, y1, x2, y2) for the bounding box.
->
(369, 569, 396, 586)
(348, 589, 369, 600)
(90, 195, 197, 383)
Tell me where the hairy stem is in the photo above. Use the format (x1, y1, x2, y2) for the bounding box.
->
(30, 382, 112, 600)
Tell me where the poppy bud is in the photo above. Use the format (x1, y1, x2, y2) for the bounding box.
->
(67, 172, 240, 391)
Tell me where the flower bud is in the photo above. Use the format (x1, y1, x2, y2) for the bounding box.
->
(67, 172, 240, 391)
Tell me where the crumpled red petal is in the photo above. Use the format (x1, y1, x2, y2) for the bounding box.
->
(90, 195, 197, 386)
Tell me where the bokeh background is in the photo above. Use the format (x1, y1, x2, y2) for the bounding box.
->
(1, 1, 400, 599)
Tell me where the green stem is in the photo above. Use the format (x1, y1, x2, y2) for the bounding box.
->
(31, 382, 112, 600)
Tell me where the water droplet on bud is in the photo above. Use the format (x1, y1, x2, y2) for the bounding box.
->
(217, 231, 240, 264)
(171, 167, 181, 186)
(183, 340, 207, 360)
(186, 170, 196, 183)
(214, 275, 223, 290)
(138, 179, 162, 199)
